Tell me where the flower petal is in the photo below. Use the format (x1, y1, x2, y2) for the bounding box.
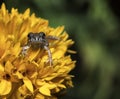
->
(11, 42, 21, 56)
(39, 83, 56, 96)
(28, 49, 40, 61)
(39, 85, 51, 96)
(0, 64, 4, 72)
(1, 3, 7, 16)
(49, 26, 64, 36)
(5, 61, 14, 73)
(0, 80, 11, 95)
(23, 77, 33, 93)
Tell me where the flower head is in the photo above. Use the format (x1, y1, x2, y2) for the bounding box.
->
(0, 3, 75, 99)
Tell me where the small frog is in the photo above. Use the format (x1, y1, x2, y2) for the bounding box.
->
(21, 32, 59, 66)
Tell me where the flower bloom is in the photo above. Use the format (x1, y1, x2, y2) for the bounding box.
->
(0, 3, 75, 99)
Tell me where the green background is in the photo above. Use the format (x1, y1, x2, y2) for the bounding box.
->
(1, 0, 120, 99)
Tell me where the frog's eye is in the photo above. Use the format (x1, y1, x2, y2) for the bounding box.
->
(28, 32, 34, 38)
(39, 32, 46, 38)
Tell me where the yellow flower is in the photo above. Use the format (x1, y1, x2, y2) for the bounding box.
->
(0, 3, 76, 99)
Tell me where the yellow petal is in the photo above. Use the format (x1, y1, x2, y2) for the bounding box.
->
(44, 76, 56, 81)
(61, 32, 69, 41)
(0, 63, 4, 72)
(67, 50, 76, 54)
(5, 61, 14, 73)
(11, 42, 21, 56)
(23, 8, 30, 19)
(36, 79, 46, 86)
(0, 80, 12, 95)
(23, 77, 33, 93)
(39, 83, 56, 96)
(11, 8, 18, 17)
(52, 45, 67, 59)
(57, 84, 66, 89)
(28, 49, 40, 61)
(39, 85, 51, 96)
(48, 84, 56, 89)
(49, 26, 64, 36)
(1, 3, 7, 16)
(35, 93, 45, 99)
(18, 84, 29, 96)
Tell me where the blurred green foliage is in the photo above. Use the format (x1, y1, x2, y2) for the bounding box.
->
(1, 0, 120, 99)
